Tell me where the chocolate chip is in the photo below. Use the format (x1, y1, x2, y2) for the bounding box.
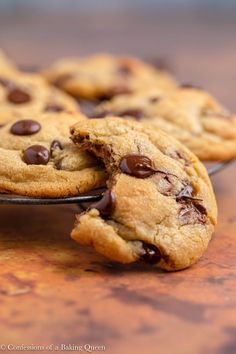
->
(176, 183, 194, 201)
(177, 182, 206, 224)
(179, 202, 207, 225)
(168, 150, 190, 166)
(78, 187, 107, 211)
(10, 119, 41, 136)
(120, 154, 155, 178)
(55, 159, 63, 170)
(7, 88, 31, 104)
(176, 183, 203, 203)
(50, 139, 63, 156)
(0, 124, 4, 128)
(23, 145, 50, 165)
(44, 103, 65, 112)
(117, 109, 143, 121)
(89, 189, 116, 217)
(140, 242, 162, 265)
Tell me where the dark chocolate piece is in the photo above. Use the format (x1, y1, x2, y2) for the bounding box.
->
(89, 189, 116, 217)
(10, 119, 41, 136)
(23, 145, 50, 165)
(7, 88, 31, 104)
(119, 154, 155, 178)
(140, 242, 162, 265)
(44, 103, 65, 112)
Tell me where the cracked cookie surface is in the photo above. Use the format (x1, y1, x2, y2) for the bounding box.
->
(43, 53, 176, 100)
(93, 87, 236, 160)
(71, 117, 217, 271)
(0, 71, 79, 121)
(0, 112, 106, 197)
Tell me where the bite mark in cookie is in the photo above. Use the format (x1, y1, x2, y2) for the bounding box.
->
(71, 117, 217, 271)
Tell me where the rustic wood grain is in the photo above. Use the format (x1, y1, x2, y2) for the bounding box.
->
(0, 10, 236, 354)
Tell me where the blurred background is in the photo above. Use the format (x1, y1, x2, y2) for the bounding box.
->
(0, 0, 236, 108)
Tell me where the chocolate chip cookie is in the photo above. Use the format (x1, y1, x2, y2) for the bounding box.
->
(42, 53, 176, 100)
(0, 112, 106, 197)
(0, 71, 79, 122)
(93, 87, 236, 161)
(71, 117, 217, 271)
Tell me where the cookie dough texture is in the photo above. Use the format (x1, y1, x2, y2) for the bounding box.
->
(71, 117, 217, 271)
(0, 112, 106, 197)
(94, 87, 236, 161)
(42, 53, 177, 99)
(0, 71, 79, 121)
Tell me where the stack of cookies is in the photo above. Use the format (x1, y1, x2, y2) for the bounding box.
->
(1, 50, 235, 271)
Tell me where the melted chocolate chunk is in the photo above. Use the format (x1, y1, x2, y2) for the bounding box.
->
(179, 202, 207, 225)
(7, 88, 31, 104)
(89, 189, 116, 217)
(117, 109, 143, 121)
(140, 242, 162, 265)
(176, 183, 194, 201)
(120, 154, 155, 178)
(10, 119, 41, 136)
(55, 159, 63, 170)
(168, 150, 190, 166)
(50, 139, 63, 156)
(0, 124, 4, 128)
(44, 103, 65, 112)
(23, 145, 50, 165)
(79, 187, 107, 211)
(176, 183, 203, 203)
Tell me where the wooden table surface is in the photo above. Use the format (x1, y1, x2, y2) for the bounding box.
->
(0, 10, 236, 354)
